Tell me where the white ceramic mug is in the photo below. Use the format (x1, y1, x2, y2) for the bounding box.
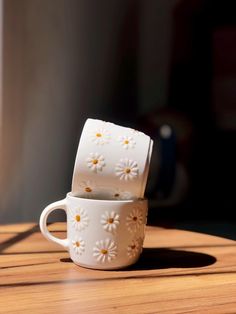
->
(71, 119, 153, 200)
(40, 193, 148, 270)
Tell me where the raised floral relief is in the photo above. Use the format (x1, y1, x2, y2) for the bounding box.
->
(72, 237, 85, 255)
(93, 239, 117, 263)
(101, 211, 120, 233)
(126, 207, 143, 233)
(127, 238, 142, 259)
(90, 128, 111, 145)
(115, 158, 139, 180)
(77, 180, 97, 198)
(70, 207, 89, 231)
(110, 188, 133, 200)
(86, 152, 105, 173)
(118, 135, 136, 149)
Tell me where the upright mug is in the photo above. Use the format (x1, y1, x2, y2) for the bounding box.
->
(40, 193, 148, 270)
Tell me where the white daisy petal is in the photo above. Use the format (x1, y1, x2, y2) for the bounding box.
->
(126, 208, 143, 233)
(69, 207, 89, 231)
(90, 128, 111, 145)
(93, 239, 117, 263)
(77, 180, 98, 198)
(127, 238, 142, 258)
(118, 135, 136, 149)
(115, 158, 139, 181)
(72, 237, 85, 255)
(86, 153, 105, 173)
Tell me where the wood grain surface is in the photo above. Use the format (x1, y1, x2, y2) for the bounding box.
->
(1, 223, 236, 313)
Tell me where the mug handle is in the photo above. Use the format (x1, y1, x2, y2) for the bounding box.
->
(39, 199, 69, 250)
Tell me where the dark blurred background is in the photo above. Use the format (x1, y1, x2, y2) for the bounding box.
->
(0, 0, 236, 236)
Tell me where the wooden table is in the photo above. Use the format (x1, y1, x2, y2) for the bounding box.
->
(1, 223, 236, 313)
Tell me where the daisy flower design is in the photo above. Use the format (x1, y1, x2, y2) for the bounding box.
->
(90, 128, 111, 145)
(115, 158, 139, 180)
(70, 207, 89, 231)
(72, 237, 85, 255)
(110, 188, 133, 200)
(126, 207, 143, 233)
(93, 239, 117, 263)
(118, 135, 136, 149)
(127, 238, 142, 259)
(77, 180, 97, 198)
(86, 153, 105, 173)
(101, 211, 120, 233)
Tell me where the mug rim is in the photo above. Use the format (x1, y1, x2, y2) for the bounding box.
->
(67, 192, 147, 204)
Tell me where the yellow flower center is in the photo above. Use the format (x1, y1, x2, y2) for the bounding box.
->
(108, 218, 114, 224)
(75, 215, 81, 222)
(133, 216, 137, 221)
(101, 249, 108, 255)
(93, 159, 98, 165)
(124, 140, 129, 144)
(75, 241, 80, 247)
(96, 133, 102, 137)
(85, 187, 92, 193)
(125, 168, 131, 174)
(114, 193, 120, 198)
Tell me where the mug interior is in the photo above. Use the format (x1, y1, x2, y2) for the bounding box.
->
(67, 192, 146, 204)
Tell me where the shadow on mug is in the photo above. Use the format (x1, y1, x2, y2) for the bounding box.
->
(60, 247, 216, 270)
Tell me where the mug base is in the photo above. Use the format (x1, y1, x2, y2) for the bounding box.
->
(72, 258, 140, 270)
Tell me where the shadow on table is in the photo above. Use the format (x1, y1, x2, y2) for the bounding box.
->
(128, 248, 216, 270)
(0, 224, 40, 253)
(61, 247, 216, 270)
(147, 216, 236, 241)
